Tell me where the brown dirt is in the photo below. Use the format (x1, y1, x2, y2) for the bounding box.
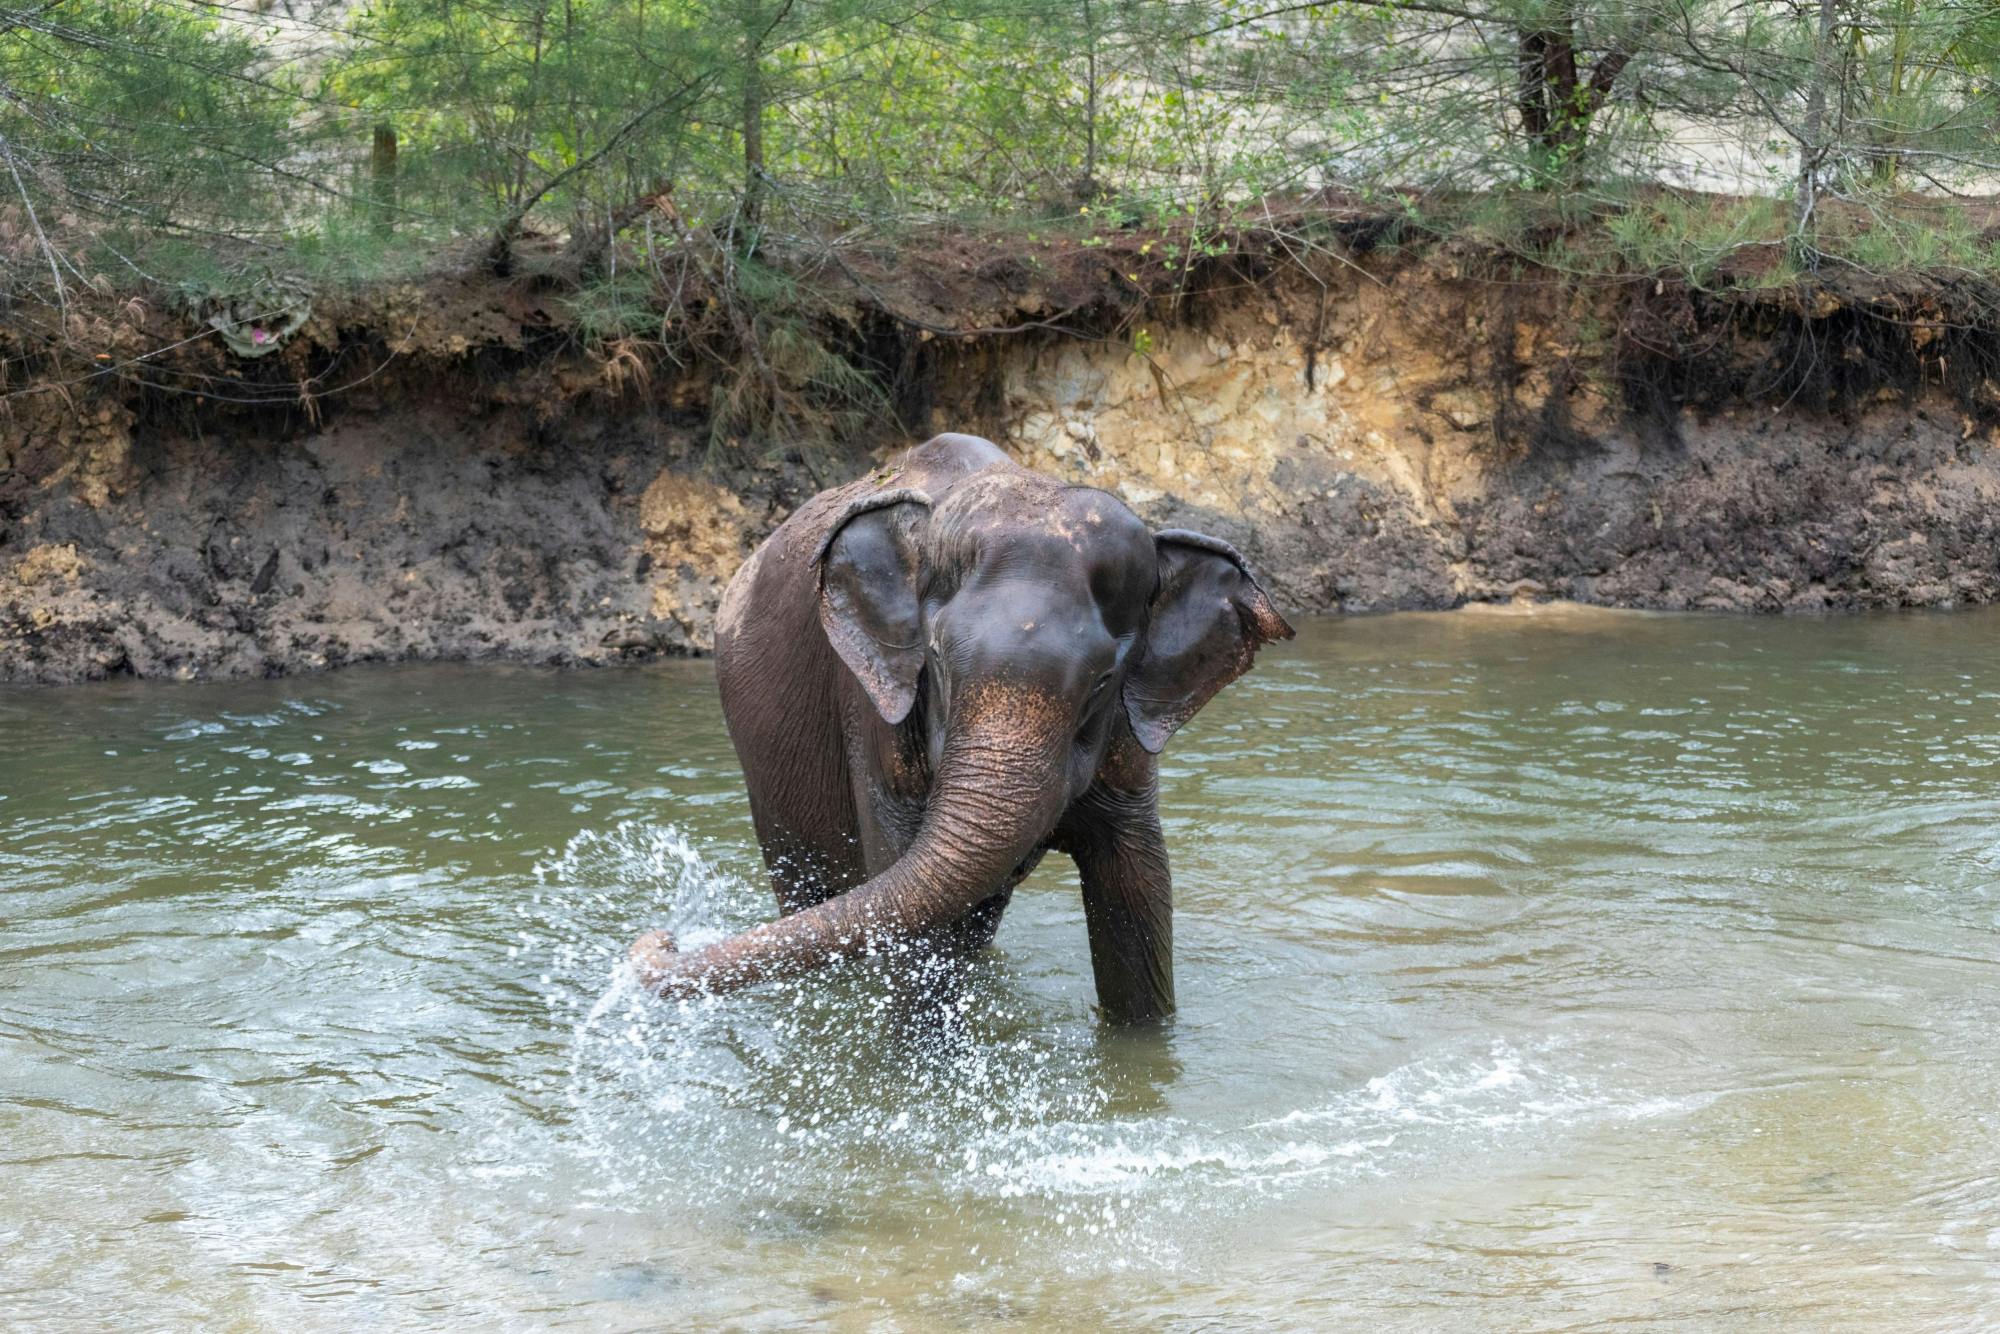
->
(6, 218, 2000, 685)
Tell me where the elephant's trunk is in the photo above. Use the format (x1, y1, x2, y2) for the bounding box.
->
(634, 686, 1066, 998)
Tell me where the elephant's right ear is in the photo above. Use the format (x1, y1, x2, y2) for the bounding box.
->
(813, 487, 933, 724)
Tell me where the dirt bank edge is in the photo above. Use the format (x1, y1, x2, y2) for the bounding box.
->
(5, 247, 1999, 684)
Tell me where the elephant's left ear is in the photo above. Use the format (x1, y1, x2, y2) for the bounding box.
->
(1123, 530, 1294, 754)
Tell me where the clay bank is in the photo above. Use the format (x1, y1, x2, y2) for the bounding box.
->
(6, 240, 2000, 685)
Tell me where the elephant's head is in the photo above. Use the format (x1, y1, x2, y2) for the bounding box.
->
(814, 467, 1293, 870)
(631, 464, 1291, 1002)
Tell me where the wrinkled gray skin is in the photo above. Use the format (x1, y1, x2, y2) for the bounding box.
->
(629, 434, 1292, 1022)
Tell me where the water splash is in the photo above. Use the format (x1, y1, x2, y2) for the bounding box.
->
(522, 824, 1704, 1274)
(969, 1039, 1708, 1214)
(526, 823, 1146, 1255)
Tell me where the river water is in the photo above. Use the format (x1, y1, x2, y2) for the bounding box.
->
(3, 606, 1998, 1330)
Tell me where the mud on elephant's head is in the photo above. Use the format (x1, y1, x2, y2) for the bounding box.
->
(813, 467, 1294, 806)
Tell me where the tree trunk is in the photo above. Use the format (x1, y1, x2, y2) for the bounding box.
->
(1869, 0, 1915, 190)
(1082, 0, 1100, 200)
(1514, 16, 1641, 188)
(741, 3, 767, 232)
(1796, 0, 1839, 258)
(1517, 25, 1585, 182)
(369, 122, 397, 239)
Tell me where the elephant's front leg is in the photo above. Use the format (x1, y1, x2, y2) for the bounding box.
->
(1065, 795, 1174, 1024)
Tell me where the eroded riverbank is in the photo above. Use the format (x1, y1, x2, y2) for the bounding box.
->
(6, 255, 2000, 683)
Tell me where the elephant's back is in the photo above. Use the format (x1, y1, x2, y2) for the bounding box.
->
(712, 472, 871, 676)
(720, 436, 1024, 680)
(712, 538, 769, 658)
(717, 474, 870, 659)
(908, 433, 1011, 483)
(718, 433, 1016, 662)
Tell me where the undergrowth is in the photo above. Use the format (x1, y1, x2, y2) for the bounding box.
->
(17, 181, 2000, 471)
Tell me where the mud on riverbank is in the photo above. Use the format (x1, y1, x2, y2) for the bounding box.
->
(5, 234, 2000, 683)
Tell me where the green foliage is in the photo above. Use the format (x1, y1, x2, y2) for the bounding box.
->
(1819, 204, 1992, 276)
(0, 1, 303, 234)
(0, 0, 312, 313)
(770, 4, 1132, 211)
(16, 0, 2000, 284)
(702, 254, 890, 461)
(12, 0, 2000, 445)
(331, 0, 721, 245)
(1835, 0, 2000, 188)
(564, 269, 662, 344)
(280, 211, 437, 288)
(1603, 195, 1789, 288)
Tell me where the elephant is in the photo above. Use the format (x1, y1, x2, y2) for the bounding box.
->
(628, 432, 1292, 1023)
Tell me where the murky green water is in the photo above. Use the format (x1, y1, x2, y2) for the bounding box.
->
(4, 605, 1999, 1330)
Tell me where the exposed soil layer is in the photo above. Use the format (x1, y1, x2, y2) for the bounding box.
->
(6, 233, 2000, 684)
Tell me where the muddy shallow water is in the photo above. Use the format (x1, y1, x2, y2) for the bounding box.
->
(4, 606, 1998, 1330)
